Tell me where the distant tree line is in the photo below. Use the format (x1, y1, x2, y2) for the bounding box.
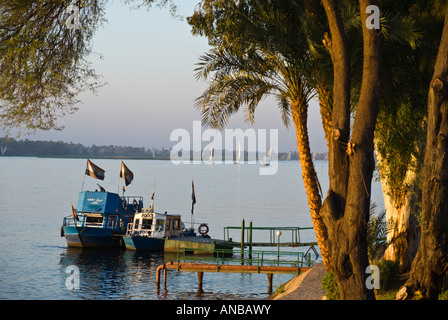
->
(0, 137, 329, 160)
(0, 137, 170, 159)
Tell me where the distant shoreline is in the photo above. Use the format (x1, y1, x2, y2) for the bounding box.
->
(0, 137, 328, 160)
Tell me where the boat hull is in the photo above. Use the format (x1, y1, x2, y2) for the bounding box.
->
(164, 237, 233, 254)
(122, 235, 164, 251)
(63, 226, 122, 248)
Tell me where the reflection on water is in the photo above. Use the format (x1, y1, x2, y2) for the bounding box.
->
(58, 247, 290, 300)
(0, 158, 383, 300)
(59, 248, 163, 299)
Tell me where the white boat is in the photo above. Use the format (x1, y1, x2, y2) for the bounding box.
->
(234, 142, 241, 164)
(262, 147, 272, 166)
(207, 147, 214, 163)
(122, 209, 231, 252)
(121, 209, 183, 250)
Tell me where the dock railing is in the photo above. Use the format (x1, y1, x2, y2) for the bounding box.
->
(157, 247, 315, 294)
(223, 220, 316, 247)
(171, 246, 312, 271)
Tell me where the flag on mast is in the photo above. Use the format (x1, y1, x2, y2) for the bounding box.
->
(85, 159, 105, 180)
(71, 203, 79, 222)
(120, 161, 134, 186)
(191, 180, 196, 215)
(149, 181, 156, 213)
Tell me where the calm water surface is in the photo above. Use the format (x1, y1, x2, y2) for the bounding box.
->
(0, 157, 384, 300)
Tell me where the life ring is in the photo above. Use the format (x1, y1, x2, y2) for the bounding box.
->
(132, 199, 138, 212)
(198, 223, 209, 235)
(122, 199, 127, 210)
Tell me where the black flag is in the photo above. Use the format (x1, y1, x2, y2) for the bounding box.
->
(85, 159, 105, 180)
(120, 161, 134, 186)
(191, 180, 196, 215)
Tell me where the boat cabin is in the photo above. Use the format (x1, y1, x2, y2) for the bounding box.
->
(126, 209, 183, 239)
(65, 191, 143, 232)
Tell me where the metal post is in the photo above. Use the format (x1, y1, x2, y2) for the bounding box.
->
(267, 273, 273, 294)
(248, 220, 253, 259)
(156, 265, 162, 294)
(241, 219, 245, 259)
(197, 272, 204, 294)
(276, 230, 282, 262)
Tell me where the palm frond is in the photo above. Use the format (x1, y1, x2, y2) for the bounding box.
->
(381, 11, 422, 50)
(195, 69, 281, 129)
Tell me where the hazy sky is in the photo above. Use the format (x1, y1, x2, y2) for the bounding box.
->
(14, 0, 327, 153)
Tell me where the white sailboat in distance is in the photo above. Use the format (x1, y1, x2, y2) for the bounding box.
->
(208, 147, 214, 163)
(234, 142, 241, 165)
(262, 146, 272, 166)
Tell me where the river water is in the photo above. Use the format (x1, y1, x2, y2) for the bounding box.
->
(0, 157, 384, 300)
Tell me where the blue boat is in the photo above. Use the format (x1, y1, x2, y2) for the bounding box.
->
(62, 191, 143, 248)
(61, 160, 142, 248)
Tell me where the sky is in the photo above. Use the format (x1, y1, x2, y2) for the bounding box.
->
(12, 0, 327, 153)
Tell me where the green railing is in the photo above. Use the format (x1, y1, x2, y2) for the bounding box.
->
(223, 220, 316, 247)
(171, 247, 313, 271)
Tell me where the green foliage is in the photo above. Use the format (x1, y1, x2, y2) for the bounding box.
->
(0, 0, 175, 134)
(188, 0, 321, 130)
(438, 290, 448, 300)
(377, 260, 401, 290)
(374, 0, 445, 203)
(321, 271, 340, 300)
(0, 0, 107, 133)
(367, 203, 388, 262)
(274, 283, 286, 294)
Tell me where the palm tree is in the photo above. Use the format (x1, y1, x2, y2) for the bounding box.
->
(190, 1, 423, 295)
(190, 0, 331, 267)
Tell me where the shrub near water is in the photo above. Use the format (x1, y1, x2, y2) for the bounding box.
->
(321, 260, 401, 300)
(321, 271, 340, 300)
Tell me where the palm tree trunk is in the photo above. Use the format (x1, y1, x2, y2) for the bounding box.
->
(316, 83, 333, 151)
(290, 100, 331, 269)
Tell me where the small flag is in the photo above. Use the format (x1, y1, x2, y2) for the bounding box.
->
(71, 203, 79, 221)
(149, 181, 156, 213)
(191, 180, 196, 215)
(120, 161, 134, 186)
(85, 159, 105, 180)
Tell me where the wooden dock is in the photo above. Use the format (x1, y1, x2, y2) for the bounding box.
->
(156, 262, 310, 294)
(155, 221, 320, 294)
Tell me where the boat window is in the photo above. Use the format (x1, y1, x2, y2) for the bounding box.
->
(156, 219, 164, 229)
(173, 219, 180, 230)
(142, 219, 152, 229)
(134, 219, 140, 229)
(108, 215, 117, 228)
(85, 216, 103, 225)
(166, 219, 171, 231)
